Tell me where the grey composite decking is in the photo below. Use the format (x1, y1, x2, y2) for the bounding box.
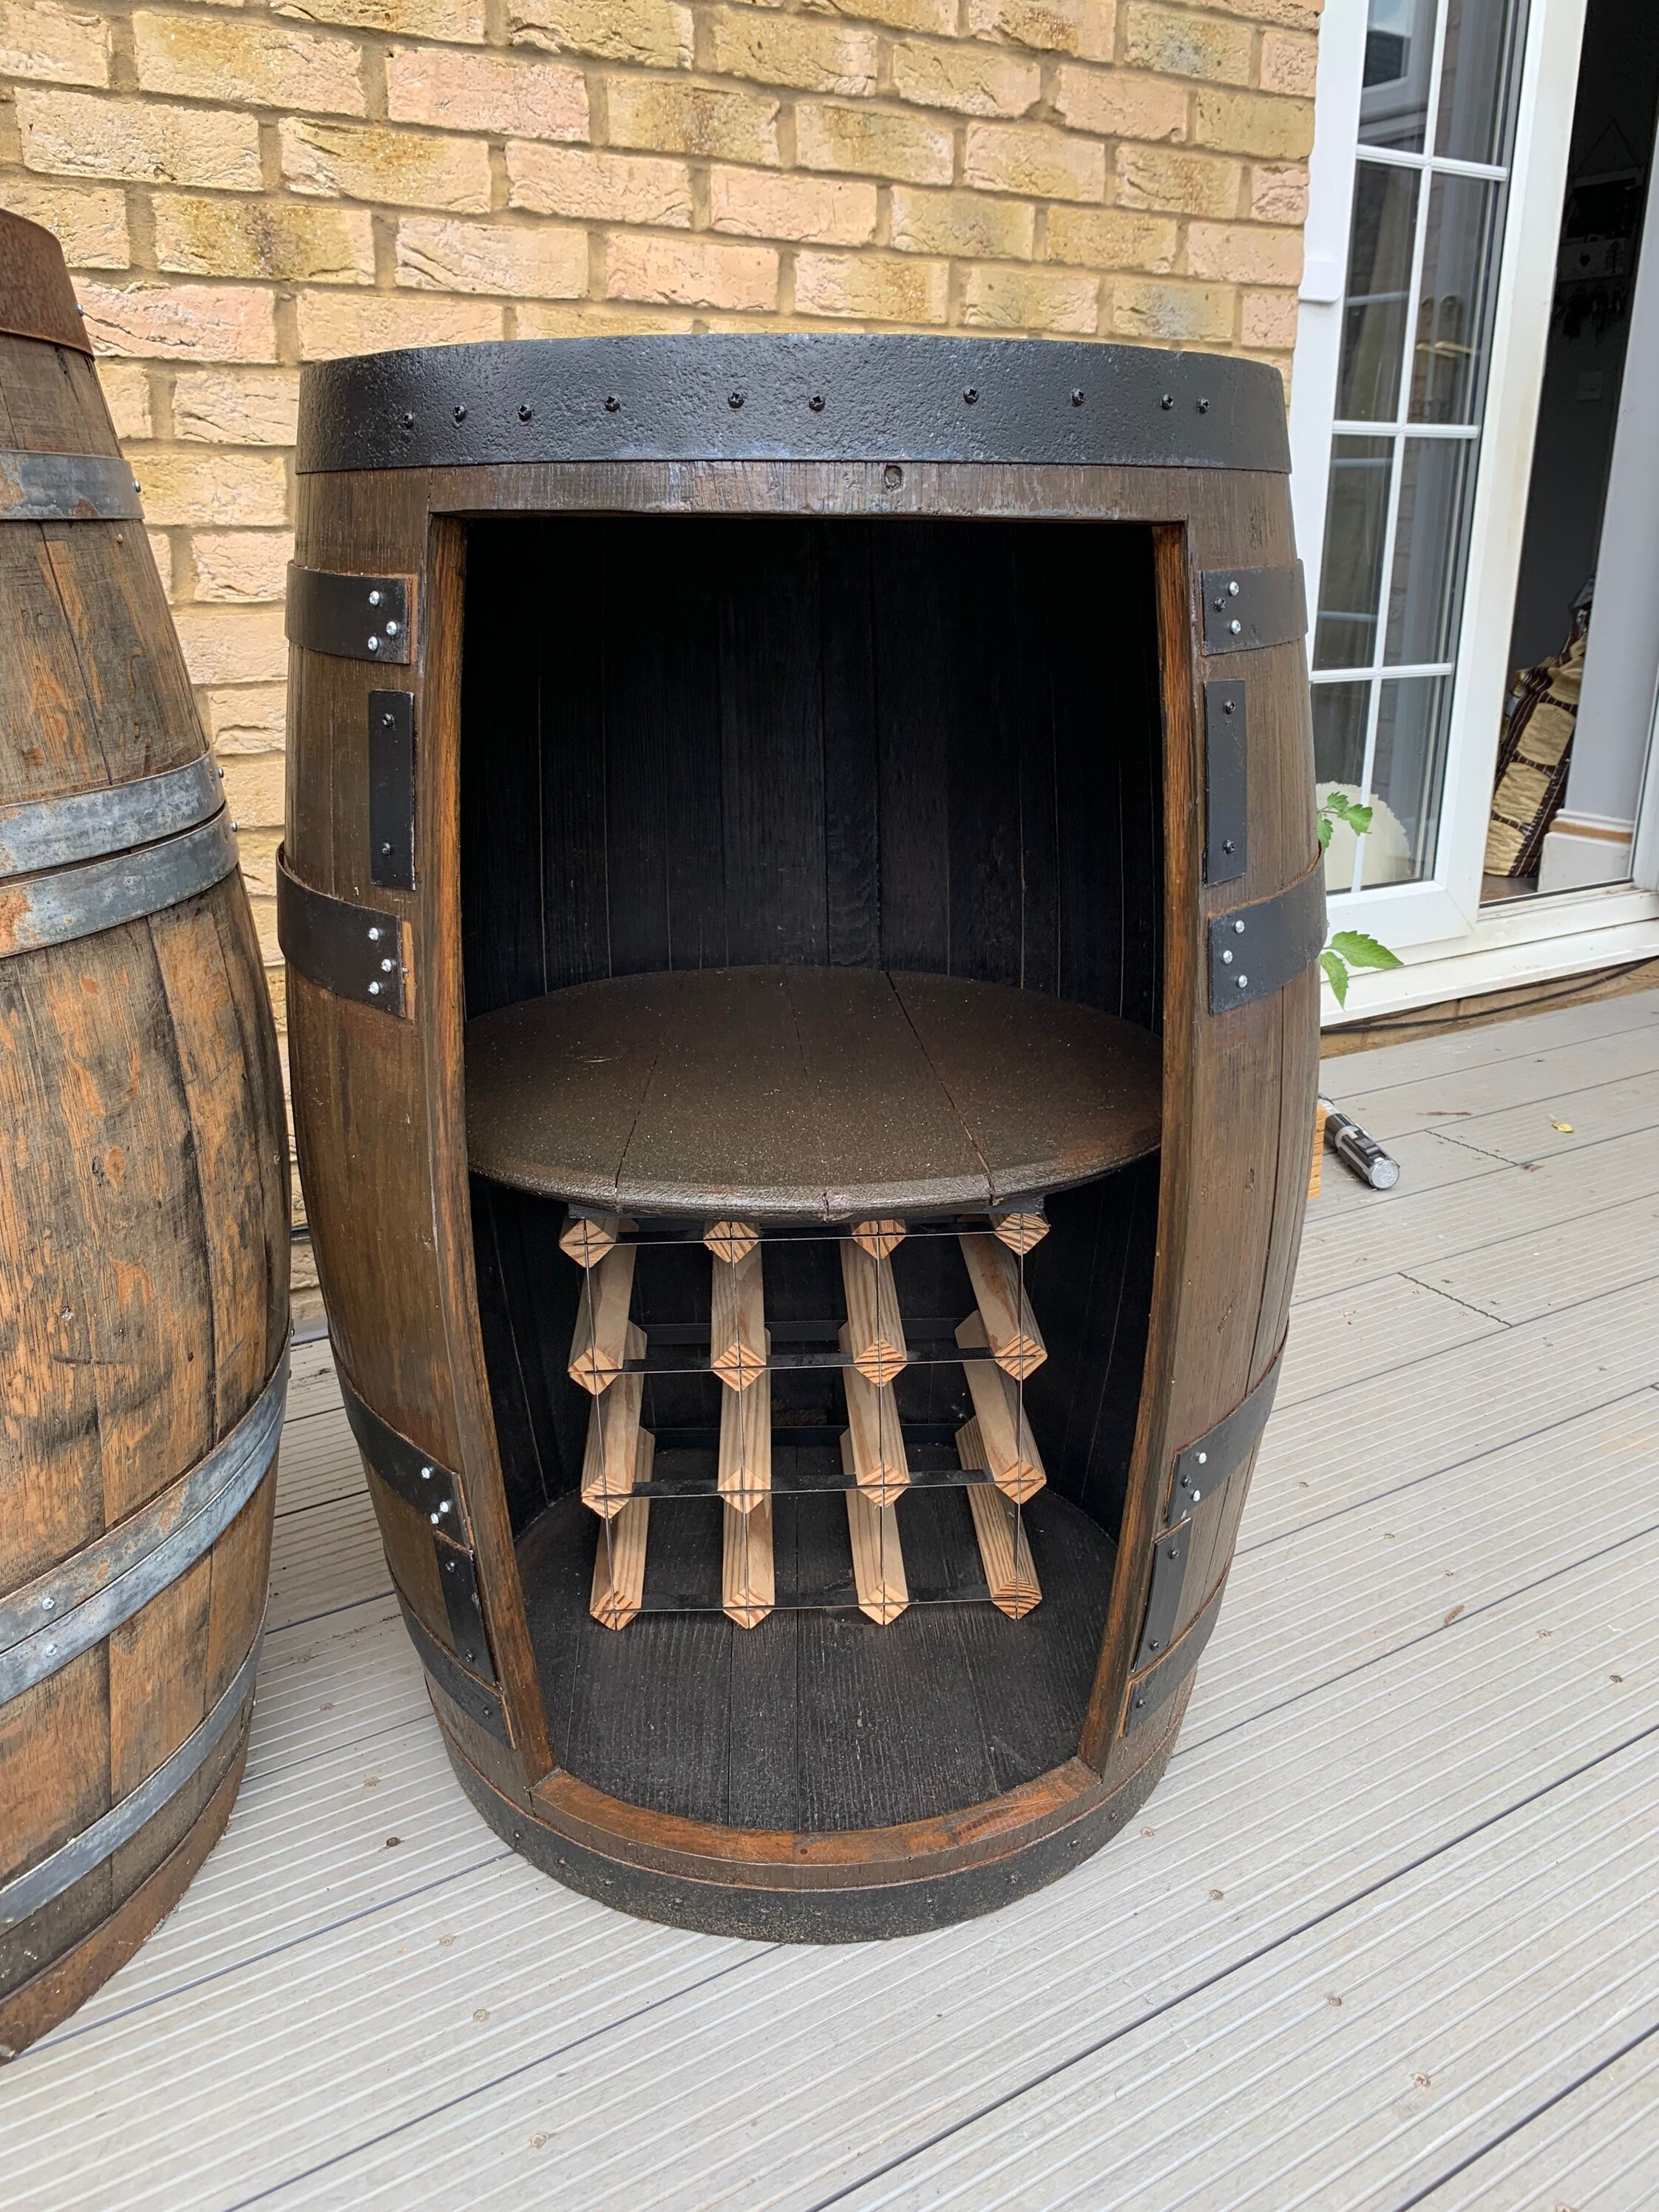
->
(3, 986, 1658, 2211)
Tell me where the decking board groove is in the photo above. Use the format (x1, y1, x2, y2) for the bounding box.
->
(3, 992, 1657, 2211)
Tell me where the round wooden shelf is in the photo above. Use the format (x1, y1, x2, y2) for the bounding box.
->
(466, 965, 1161, 1221)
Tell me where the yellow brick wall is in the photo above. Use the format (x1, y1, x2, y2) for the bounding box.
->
(0, 0, 1319, 1021)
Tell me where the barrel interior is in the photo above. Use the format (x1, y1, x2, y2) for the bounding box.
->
(458, 511, 1167, 1828)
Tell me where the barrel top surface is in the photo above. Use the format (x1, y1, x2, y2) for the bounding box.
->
(466, 964, 1163, 1220)
(296, 334, 1289, 476)
(0, 210, 89, 354)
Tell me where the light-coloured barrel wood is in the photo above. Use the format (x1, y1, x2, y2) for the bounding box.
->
(0, 211, 288, 2061)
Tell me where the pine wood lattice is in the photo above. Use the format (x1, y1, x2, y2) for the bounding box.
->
(566, 1210, 1048, 1629)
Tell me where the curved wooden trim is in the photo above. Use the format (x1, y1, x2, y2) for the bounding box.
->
(437, 1711, 1183, 1941)
(0, 1720, 250, 2062)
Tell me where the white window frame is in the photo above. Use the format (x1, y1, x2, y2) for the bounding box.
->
(1289, 0, 1592, 956)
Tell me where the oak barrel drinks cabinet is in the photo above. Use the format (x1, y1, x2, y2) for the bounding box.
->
(282, 336, 1321, 1939)
(0, 212, 290, 2054)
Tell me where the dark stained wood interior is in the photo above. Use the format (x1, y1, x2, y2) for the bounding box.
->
(458, 511, 1168, 1601)
(518, 1484, 1115, 1830)
(458, 514, 1164, 1023)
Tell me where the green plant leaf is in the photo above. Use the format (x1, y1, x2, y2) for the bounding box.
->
(1320, 949, 1350, 1005)
(1329, 929, 1402, 972)
(1317, 810, 1334, 848)
(1321, 793, 1375, 837)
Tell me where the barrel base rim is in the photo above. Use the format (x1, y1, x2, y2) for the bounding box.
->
(438, 1719, 1180, 1941)
(0, 1713, 252, 2062)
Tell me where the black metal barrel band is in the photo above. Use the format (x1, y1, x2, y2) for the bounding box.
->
(1166, 1334, 1286, 1527)
(0, 756, 224, 883)
(0, 449, 143, 522)
(276, 846, 408, 1017)
(1123, 1579, 1224, 1737)
(337, 1371, 495, 1678)
(0, 1623, 262, 1934)
(1209, 857, 1327, 1014)
(398, 1594, 512, 1746)
(0, 1354, 287, 1709)
(0, 810, 239, 963)
(336, 1365, 464, 1532)
(286, 564, 413, 665)
(1199, 561, 1307, 655)
(294, 336, 1292, 475)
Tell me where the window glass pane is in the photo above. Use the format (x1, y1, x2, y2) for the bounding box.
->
(1314, 436, 1394, 669)
(1339, 162, 1420, 419)
(1411, 172, 1504, 422)
(1366, 675, 1453, 880)
(1436, 0, 1528, 165)
(1313, 682, 1371, 790)
(1385, 436, 1476, 662)
(1361, 0, 1434, 150)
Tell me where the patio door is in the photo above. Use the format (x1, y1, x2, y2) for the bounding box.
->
(1290, 0, 1592, 952)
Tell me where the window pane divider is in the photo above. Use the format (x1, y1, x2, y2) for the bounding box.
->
(1332, 420, 1482, 440)
(1348, 0, 1455, 892)
(1356, 145, 1509, 184)
(1312, 662, 1458, 686)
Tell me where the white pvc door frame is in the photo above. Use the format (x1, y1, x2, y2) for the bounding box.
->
(1289, 0, 1590, 956)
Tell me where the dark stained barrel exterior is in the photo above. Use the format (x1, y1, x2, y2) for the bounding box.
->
(0, 212, 289, 2054)
(284, 335, 1319, 1939)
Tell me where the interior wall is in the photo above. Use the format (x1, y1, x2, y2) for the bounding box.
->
(458, 512, 1169, 1546)
(1507, 0, 1659, 676)
(459, 515, 1164, 1032)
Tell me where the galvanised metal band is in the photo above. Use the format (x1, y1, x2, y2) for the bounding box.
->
(0, 756, 223, 882)
(0, 1626, 263, 1933)
(0, 1353, 286, 1709)
(0, 449, 143, 521)
(296, 335, 1292, 476)
(0, 810, 238, 960)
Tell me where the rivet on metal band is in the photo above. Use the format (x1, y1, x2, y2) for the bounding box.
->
(0, 756, 224, 883)
(0, 449, 143, 523)
(0, 1622, 262, 1933)
(0, 811, 238, 961)
(0, 1352, 287, 1709)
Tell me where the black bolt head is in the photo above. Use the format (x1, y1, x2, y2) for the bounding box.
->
(1161, 393, 1174, 410)
(1223, 838, 1235, 853)
(963, 386, 978, 404)
(401, 411, 414, 428)
(728, 390, 744, 409)
(518, 404, 533, 421)
(605, 393, 620, 412)
(1070, 388, 1084, 406)
(1198, 397, 1211, 413)
(452, 404, 467, 422)
(809, 393, 825, 412)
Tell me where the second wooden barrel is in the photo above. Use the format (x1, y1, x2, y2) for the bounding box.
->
(0, 211, 289, 2057)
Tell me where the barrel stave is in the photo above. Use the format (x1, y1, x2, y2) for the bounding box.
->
(0, 208, 287, 2053)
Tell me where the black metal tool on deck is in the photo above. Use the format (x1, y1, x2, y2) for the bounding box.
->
(1320, 1098, 1402, 1190)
